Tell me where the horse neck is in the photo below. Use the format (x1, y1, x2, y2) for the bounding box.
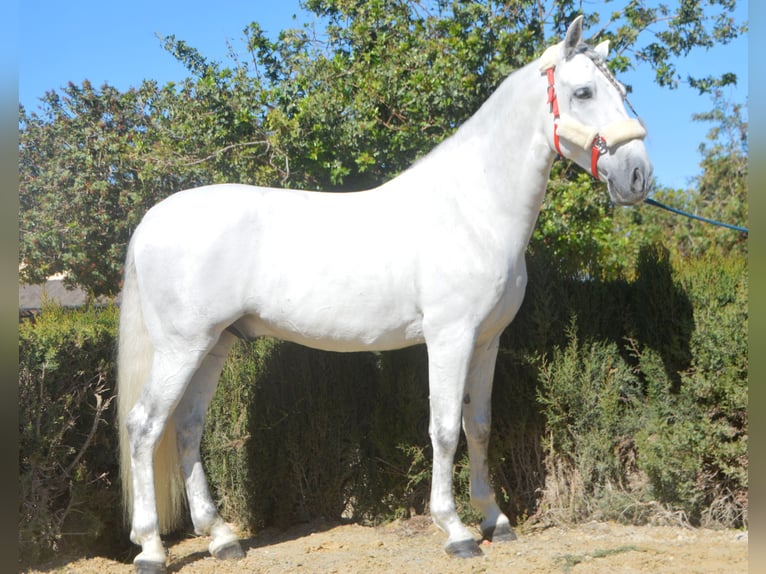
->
(419, 61, 555, 247)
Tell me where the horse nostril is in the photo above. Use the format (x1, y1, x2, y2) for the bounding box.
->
(631, 166, 645, 193)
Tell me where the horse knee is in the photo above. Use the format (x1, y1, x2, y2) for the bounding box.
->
(429, 422, 461, 456)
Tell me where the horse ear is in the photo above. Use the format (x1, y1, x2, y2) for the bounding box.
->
(594, 40, 610, 61)
(564, 15, 584, 59)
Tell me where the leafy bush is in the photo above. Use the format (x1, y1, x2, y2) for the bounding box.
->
(18, 304, 122, 565)
(534, 322, 644, 522)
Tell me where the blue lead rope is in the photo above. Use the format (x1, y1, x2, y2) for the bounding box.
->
(644, 197, 749, 235)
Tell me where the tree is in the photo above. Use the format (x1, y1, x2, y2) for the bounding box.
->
(689, 90, 748, 254)
(20, 82, 162, 294)
(19, 71, 283, 295)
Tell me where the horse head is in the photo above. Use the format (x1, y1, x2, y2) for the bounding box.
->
(539, 16, 653, 206)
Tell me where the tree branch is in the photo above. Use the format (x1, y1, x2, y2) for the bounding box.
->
(185, 140, 271, 166)
(63, 379, 113, 477)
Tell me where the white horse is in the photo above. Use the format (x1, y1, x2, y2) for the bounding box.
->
(117, 16, 651, 573)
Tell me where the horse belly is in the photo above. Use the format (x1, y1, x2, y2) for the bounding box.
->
(233, 291, 425, 352)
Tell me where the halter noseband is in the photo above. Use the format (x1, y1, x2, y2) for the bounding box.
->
(539, 43, 646, 180)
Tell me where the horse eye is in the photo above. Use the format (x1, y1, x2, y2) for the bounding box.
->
(574, 87, 593, 99)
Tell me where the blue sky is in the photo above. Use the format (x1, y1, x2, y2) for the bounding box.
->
(18, 1, 748, 190)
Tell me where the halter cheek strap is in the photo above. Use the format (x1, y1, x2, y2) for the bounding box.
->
(540, 45, 646, 180)
(546, 68, 563, 155)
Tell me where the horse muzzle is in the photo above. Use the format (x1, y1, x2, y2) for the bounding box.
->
(604, 140, 653, 206)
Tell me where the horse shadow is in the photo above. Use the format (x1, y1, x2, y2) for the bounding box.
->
(569, 242, 694, 392)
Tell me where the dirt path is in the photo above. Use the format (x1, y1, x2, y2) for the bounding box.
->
(27, 517, 748, 573)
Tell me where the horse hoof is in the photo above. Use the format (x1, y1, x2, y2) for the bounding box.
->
(482, 522, 517, 543)
(134, 559, 167, 574)
(211, 540, 245, 560)
(445, 539, 484, 558)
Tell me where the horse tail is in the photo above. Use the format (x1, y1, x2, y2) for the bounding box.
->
(117, 241, 186, 533)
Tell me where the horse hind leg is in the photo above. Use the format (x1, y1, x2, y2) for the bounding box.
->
(173, 331, 245, 561)
(127, 351, 204, 573)
(127, 333, 230, 573)
(462, 335, 515, 543)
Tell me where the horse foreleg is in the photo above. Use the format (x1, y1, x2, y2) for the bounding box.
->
(173, 331, 244, 561)
(463, 335, 516, 543)
(426, 328, 483, 558)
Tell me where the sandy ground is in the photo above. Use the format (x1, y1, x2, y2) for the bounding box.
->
(26, 517, 748, 573)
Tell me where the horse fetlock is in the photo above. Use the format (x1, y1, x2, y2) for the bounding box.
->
(432, 508, 477, 553)
(190, 505, 221, 537)
(429, 501, 458, 533)
(470, 485, 498, 511)
(130, 525, 160, 546)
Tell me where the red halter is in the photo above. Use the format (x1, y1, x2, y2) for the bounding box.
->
(546, 67, 607, 181)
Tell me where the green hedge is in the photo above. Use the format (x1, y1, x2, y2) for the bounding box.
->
(18, 246, 747, 564)
(18, 304, 122, 565)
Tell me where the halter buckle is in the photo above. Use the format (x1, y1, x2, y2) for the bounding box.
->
(593, 135, 608, 155)
(590, 135, 608, 180)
